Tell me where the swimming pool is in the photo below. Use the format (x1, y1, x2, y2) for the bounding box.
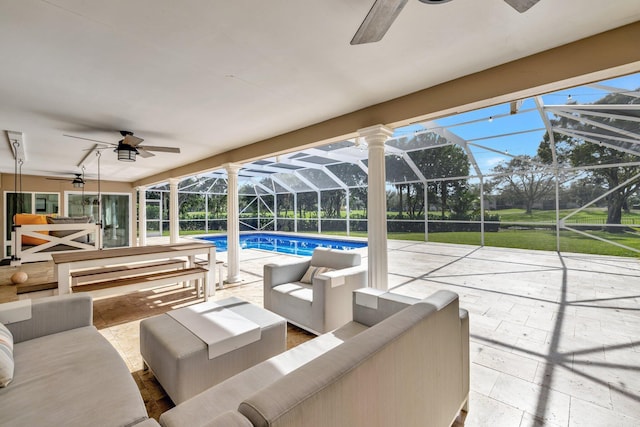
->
(196, 233, 367, 256)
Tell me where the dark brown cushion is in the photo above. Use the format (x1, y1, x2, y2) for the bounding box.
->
(46, 216, 92, 241)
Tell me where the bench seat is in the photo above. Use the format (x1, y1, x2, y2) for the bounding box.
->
(70, 259, 187, 286)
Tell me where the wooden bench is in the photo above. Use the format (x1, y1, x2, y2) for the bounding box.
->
(17, 281, 58, 300)
(196, 259, 225, 289)
(74, 267, 210, 300)
(70, 259, 187, 287)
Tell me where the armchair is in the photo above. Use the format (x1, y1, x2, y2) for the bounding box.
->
(263, 247, 367, 334)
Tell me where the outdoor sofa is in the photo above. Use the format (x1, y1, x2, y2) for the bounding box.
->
(159, 288, 470, 427)
(0, 294, 159, 427)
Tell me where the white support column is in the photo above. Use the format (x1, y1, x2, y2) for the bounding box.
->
(169, 178, 180, 244)
(225, 163, 243, 284)
(359, 125, 393, 291)
(131, 187, 138, 247)
(138, 186, 147, 246)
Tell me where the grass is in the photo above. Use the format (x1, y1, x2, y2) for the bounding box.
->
(495, 208, 640, 224)
(265, 229, 640, 257)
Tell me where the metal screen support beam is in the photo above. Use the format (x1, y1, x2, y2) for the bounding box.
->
(274, 193, 278, 231)
(346, 187, 350, 236)
(205, 194, 209, 233)
(317, 191, 321, 233)
(480, 179, 485, 246)
(294, 193, 298, 232)
(424, 184, 428, 242)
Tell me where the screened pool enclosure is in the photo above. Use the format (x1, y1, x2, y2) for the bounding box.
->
(145, 73, 640, 257)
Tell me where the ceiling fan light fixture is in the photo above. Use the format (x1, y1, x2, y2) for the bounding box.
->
(72, 177, 84, 188)
(116, 141, 138, 162)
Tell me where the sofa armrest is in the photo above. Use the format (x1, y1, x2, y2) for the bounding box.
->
(460, 308, 470, 411)
(314, 265, 367, 288)
(5, 294, 93, 343)
(311, 266, 367, 333)
(352, 288, 421, 327)
(263, 260, 310, 288)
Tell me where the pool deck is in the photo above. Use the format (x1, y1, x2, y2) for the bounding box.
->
(1, 236, 639, 426)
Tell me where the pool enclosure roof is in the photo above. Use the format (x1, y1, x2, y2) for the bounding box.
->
(148, 74, 640, 196)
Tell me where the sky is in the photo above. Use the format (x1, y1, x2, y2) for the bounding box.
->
(392, 72, 640, 175)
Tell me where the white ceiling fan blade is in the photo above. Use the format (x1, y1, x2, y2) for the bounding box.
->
(139, 145, 181, 154)
(504, 0, 540, 13)
(63, 134, 117, 147)
(351, 0, 409, 45)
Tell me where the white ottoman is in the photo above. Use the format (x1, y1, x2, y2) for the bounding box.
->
(140, 297, 286, 404)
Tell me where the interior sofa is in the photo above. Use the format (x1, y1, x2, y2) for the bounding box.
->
(263, 247, 367, 334)
(0, 294, 159, 427)
(159, 288, 469, 427)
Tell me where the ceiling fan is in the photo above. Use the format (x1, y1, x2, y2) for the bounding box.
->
(63, 130, 181, 162)
(351, 0, 541, 45)
(46, 173, 88, 188)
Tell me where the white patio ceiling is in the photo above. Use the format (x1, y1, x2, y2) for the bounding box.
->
(1, 1, 639, 184)
(150, 75, 640, 195)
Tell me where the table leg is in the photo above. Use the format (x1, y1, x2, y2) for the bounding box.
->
(208, 247, 216, 298)
(187, 254, 195, 288)
(57, 263, 71, 294)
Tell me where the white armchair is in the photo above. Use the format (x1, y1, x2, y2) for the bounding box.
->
(263, 247, 367, 335)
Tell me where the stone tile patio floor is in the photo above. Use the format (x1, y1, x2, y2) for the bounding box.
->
(1, 239, 639, 426)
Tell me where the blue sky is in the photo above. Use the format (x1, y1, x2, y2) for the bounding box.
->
(393, 72, 640, 174)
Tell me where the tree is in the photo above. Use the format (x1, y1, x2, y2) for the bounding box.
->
(385, 134, 472, 219)
(538, 90, 640, 230)
(491, 155, 556, 214)
(413, 144, 471, 218)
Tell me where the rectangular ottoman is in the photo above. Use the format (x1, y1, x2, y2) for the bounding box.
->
(140, 296, 286, 404)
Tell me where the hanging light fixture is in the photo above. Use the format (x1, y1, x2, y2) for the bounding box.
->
(116, 141, 138, 162)
(72, 174, 85, 188)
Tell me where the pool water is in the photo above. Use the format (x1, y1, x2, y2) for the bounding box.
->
(196, 233, 367, 256)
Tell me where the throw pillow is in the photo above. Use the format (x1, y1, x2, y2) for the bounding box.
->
(14, 213, 49, 246)
(300, 266, 333, 284)
(46, 216, 92, 242)
(0, 322, 14, 387)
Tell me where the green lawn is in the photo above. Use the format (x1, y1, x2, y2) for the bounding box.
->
(334, 229, 640, 257)
(495, 208, 640, 224)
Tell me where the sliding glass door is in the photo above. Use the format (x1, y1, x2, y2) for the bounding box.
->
(67, 192, 130, 248)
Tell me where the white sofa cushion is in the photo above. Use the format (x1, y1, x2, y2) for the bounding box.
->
(0, 323, 13, 387)
(0, 325, 148, 427)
